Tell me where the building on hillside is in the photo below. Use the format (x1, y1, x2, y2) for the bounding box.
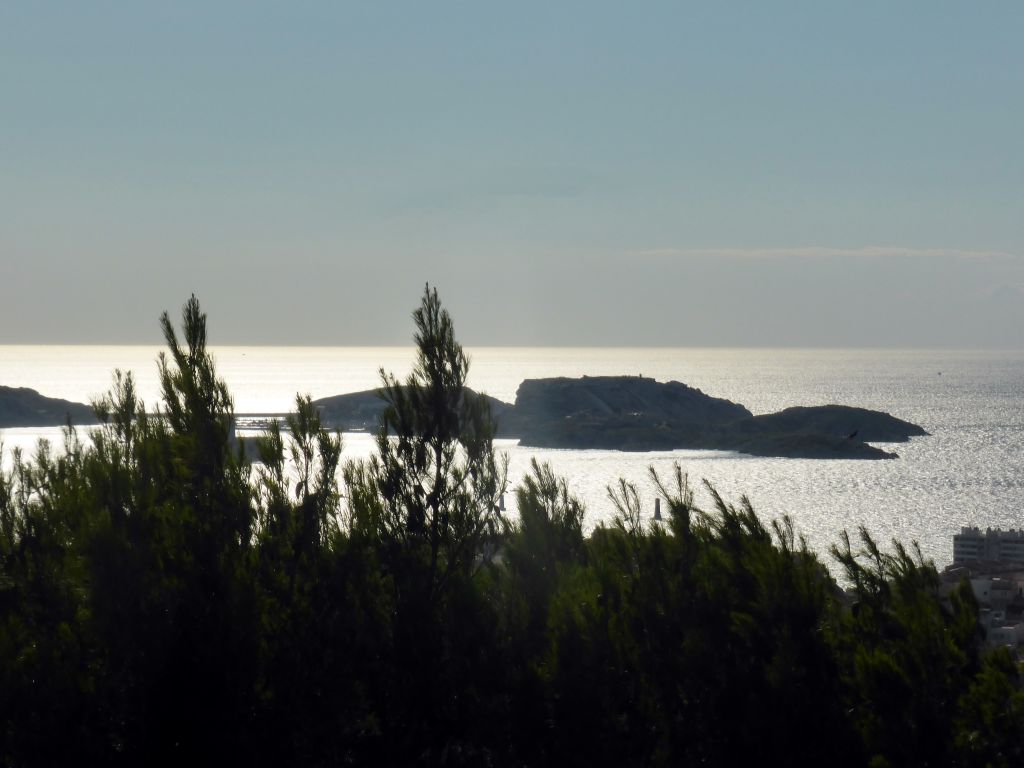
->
(970, 577, 1019, 610)
(953, 527, 1024, 566)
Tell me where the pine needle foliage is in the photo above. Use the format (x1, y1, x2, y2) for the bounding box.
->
(0, 291, 1020, 767)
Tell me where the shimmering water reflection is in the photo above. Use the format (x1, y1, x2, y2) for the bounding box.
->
(2, 346, 1023, 568)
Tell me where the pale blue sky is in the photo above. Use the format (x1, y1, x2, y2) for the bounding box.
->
(2, 2, 1022, 345)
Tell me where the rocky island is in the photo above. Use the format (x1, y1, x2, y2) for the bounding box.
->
(312, 386, 514, 432)
(2, 376, 927, 460)
(0, 385, 98, 428)
(313, 375, 927, 460)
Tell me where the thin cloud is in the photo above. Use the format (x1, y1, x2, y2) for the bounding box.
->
(635, 246, 1018, 261)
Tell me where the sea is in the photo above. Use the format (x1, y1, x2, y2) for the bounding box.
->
(2, 345, 1023, 570)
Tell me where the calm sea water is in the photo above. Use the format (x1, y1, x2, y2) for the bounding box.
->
(2, 345, 1023, 568)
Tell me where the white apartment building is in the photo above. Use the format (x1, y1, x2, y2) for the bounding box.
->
(953, 527, 1024, 565)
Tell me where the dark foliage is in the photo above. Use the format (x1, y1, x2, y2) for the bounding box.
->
(1, 289, 1021, 766)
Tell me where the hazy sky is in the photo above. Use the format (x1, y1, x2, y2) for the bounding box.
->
(2, 2, 1022, 346)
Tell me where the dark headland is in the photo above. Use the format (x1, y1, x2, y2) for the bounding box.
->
(0, 385, 98, 428)
(313, 375, 927, 459)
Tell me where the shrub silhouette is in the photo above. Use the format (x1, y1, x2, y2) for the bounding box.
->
(1, 290, 1020, 767)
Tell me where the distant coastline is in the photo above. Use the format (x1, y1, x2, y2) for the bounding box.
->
(0, 372, 928, 462)
(3, 345, 1022, 573)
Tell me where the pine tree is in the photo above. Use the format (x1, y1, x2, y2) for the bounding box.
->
(346, 284, 507, 602)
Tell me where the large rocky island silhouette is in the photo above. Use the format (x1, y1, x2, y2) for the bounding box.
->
(313, 375, 927, 459)
(2, 376, 927, 459)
